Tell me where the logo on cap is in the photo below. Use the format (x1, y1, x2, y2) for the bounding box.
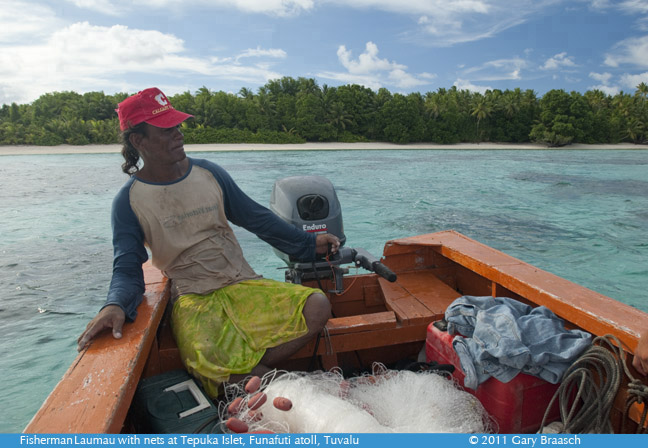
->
(155, 93, 168, 107)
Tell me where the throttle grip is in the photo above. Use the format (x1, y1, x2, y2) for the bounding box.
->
(373, 262, 397, 282)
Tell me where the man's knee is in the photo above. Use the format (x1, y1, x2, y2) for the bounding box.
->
(303, 292, 331, 334)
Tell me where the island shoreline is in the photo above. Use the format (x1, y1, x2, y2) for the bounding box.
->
(0, 142, 645, 155)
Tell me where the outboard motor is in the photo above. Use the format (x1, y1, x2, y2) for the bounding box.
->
(270, 176, 396, 293)
(270, 176, 346, 262)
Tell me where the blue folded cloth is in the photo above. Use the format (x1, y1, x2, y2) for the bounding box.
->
(445, 296, 592, 390)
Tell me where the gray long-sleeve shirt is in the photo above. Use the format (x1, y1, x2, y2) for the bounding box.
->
(105, 157, 317, 321)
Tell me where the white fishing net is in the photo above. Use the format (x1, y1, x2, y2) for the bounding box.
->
(220, 364, 492, 433)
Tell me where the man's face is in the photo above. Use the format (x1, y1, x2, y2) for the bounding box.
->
(137, 123, 187, 166)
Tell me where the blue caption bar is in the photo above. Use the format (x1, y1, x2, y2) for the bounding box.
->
(4, 434, 647, 448)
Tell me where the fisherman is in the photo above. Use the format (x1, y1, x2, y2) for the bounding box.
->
(634, 331, 648, 376)
(77, 87, 340, 396)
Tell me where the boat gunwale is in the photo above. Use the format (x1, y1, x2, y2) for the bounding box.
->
(386, 231, 648, 351)
(24, 266, 170, 434)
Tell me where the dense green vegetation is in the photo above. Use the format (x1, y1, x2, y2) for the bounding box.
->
(1, 78, 647, 147)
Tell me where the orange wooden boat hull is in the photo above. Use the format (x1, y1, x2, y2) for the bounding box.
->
(25, 231, 648, 434)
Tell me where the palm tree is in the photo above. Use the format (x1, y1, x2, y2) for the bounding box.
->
(612, 92, 633, 118)
(281, 124, 296, 135)
(585, 89, 609, 112)
(500, 93, 519, 119)
(634, 83, 648, 127)
(521, 89, 538, 110)
(193, 87, 218, 127)
(327, 102, 353, 140)
(625, 117, 645, 143)
(297, 77, 320, 96)
(471, 95, 492, 141)
(424, 92, 441, 119)
(253, 87, 277, 130)
(319, 84, 334, 112)
(255, 88, 275, 116)
(238, 87, 254, 100)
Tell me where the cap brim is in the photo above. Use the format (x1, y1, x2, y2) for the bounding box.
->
(145, 110, 194, 129)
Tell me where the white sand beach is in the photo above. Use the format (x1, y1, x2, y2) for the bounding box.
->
(0, 142, 644, 155)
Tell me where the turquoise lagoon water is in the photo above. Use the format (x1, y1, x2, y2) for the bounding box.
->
(1, 148, 647, 432)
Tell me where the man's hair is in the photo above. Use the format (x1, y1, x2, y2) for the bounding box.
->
(120, 123, 147, 175)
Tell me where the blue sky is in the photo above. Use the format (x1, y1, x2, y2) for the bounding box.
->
(1, 0, 648, 105)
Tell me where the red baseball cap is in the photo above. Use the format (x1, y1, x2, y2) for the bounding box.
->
(116, 87, 193, 131)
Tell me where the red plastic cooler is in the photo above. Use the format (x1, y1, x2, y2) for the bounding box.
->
(426, 321, 561, 433)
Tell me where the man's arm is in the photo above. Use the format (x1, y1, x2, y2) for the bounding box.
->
(77, 183, 148, 350)
(198, 159, 332, 261)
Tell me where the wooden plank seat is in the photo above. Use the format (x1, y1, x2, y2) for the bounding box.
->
(379, 270, 462, 325)
(290, 270, 462, 369)
(325, 311, 398, 335)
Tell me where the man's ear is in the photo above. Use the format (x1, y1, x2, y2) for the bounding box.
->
(129, 131, 144, 150)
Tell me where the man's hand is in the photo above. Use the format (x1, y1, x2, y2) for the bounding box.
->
(77, 305, 126, 351)
(633, 331, 648, 376)
(315, 233, 340, 255)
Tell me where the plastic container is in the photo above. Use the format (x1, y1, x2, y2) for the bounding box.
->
(426, 322, 561, 433)
(132, 369, 222, 434)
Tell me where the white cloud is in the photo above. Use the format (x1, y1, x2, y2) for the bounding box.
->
(618, 0, 648, 14)
(585, 0, 648, 14)
(589, 72, 613, 84)
(235, 47, 288, 62)
(337, 42, 405, 74)
(65, 0, 125, 16)
(328, 0, 490, 16)
(587, 72, 619, 94)
(587, 1, 648, 33)
(0, 2, 64, 43)
(315, 71, 383, 90)
(400, 0, 559, 46)
(541, 52, 577, 70)
(637, 16, 648, 31)
(604, 35, 648, 68)
(587, 84, 620, 95)
(585, 0, 612, 10)
(388, 68, 427, 89)
(463, 58, 528, 81)
(65, 0, 315, 17)
(0, 22, 283, 104)
(620, 72, 648, 90)
(229, 0, 315, 16)
(453, 78, 491, 94)
(319, 42, 431, 90)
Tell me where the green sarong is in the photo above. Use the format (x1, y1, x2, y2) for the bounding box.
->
(171, 278, 319, 397)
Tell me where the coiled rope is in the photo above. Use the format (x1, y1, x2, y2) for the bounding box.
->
(539, 334, 648, 434)
(622, 348, 648, 434)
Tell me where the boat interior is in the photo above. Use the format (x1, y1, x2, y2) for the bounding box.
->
(25, 231, 648, 434)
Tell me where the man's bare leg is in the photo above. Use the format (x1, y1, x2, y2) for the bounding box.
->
(228, 292, 331, 383)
